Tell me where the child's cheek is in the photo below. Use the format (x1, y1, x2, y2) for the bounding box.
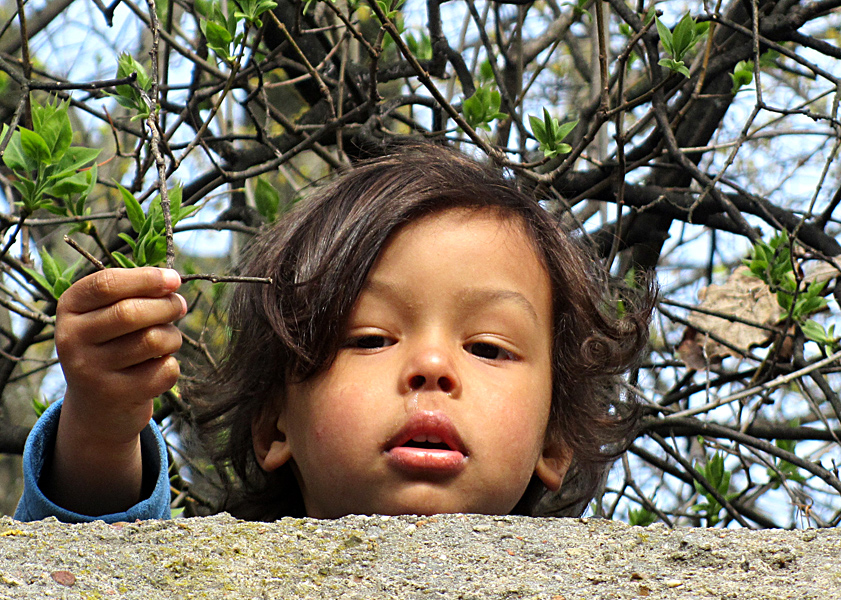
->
(307, 381, 381, 445)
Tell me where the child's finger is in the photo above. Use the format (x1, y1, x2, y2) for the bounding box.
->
(92, 324, 183, 371)
(114, 355, 181, 400)
(67, 293, 187, 345)
(59, 267, 181, 315)
(70, 355, 181, 421)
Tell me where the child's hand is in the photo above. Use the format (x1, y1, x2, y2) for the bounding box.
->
(56, 267, 186, 441)
(44, 267, 186, 515)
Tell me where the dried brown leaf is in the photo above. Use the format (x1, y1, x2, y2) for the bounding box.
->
(686, 266, 783, 360)
(677, 327, 709, 370)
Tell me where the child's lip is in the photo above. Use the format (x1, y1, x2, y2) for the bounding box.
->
(384, 411, 468, 474)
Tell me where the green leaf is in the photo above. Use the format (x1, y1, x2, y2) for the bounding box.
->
(116, 53, 151, 92)
(155, 0, 170, 23)
(46, 171, 90, 197)
(74, 194, 87, 217)
(655, 17, 674, 57)
(111, 251, 137, 269)
(53, 277, 72, 298)
(255, 177, 281, 223)
(176, 205, 200, 223)
(478, 60, 495, 84)
(805, 279, 827, 299)
(405, 31, 432, 62)
(44, 204, 69, 216)
(560, 0, 590, 19)
(628, 507, 657, 527)
(39, 247, 61, 286)
(79, 164, 98, 208)
(656, 13, 707, 65)
(694, 452, 732, 501)
(203, 19, 233, 58)
(659, 58, 690, 78)
(115, 53, 151, 109)
(118, 184, 146, 233)
(117, 232, 137, 254)
(225, 6, 239, 37)
(529, 110, 577, 158)
(45, 100, 73, 162)
(777, 289, 793, 312)
(542, 108, 556, 137)
(257, 0, 279, 11)
(462, 90, 485, 130)
(233, 0, 278, 25)
(528, 114, 546, 143)
(13, 177, 42, 212)
(19, 128, 51, 164)
(134, 233, 147, 265)
(32, 396, 50, 418)
(53, 147, 101, 177)
(556, 119, 578, 142)
(730, 60, 754, 94)
(143, 234, 167, 266)
(195, 0, 212, 18)
(31, 98, 73, 163)
(744, 229, 826, 323)
(118, 232, 137, 254)
(671, 13, 693, 59)
(462, 86, 507, 132)
(767, 438, 807, 486)
(22, 266, 52, 296)
(138, 209, 153, 239)
(167, 185, 184, 224)
(210, 2, 227, 26)
(802, 320, 828, 344)
(795, 295, 827, 317)
(759, 49, 779, 69)
(112, 94, 141, 111)
(1, 127, 36, 172)
(148, 195, 164, 232)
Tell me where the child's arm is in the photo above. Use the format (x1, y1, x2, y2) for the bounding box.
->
(39, 267, 186, 517)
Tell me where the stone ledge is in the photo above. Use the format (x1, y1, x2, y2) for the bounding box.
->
(0, 513, 838, 599)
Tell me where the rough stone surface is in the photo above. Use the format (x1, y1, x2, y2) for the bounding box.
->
(0, 513, 838, 599)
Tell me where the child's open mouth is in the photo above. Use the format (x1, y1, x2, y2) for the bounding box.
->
(385, 412, 468, 474)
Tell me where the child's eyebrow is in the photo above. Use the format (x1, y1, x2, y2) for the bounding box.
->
(362, 280, 540, 324)
(457, 289, 540, 324)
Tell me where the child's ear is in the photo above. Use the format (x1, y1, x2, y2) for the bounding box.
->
(534, 442, 571, 492)
(252, 407, 292, 473)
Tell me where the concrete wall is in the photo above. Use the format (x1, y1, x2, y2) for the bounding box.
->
(1, 513, 838, 599)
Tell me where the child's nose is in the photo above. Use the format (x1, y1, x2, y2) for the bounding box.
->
(408, 373, 455, 394)
(401, 345, 461, 397)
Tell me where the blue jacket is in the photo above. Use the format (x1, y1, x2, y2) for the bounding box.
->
(14, 400, 170, 522)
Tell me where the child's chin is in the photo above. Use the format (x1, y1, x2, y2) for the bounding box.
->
(361, 489, 514, 517)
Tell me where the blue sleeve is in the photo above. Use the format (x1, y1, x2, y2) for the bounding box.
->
(14, 400, 171, 523)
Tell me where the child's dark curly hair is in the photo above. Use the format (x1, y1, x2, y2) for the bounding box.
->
(192, 143, 653, 520)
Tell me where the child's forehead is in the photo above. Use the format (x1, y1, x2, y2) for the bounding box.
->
(367, 207, 549, 288)
(390, 206, 534, 244)
(384, 207, 544, 264)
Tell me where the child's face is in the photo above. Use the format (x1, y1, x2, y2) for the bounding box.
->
(254, 208, 569, 517)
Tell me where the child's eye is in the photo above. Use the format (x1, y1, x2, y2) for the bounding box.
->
(465, 342, 516, 361)
(347, 335, 394, 349)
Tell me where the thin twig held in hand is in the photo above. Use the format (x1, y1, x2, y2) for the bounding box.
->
(64, 235, 273, 285)
(63, 236, 105, 270)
